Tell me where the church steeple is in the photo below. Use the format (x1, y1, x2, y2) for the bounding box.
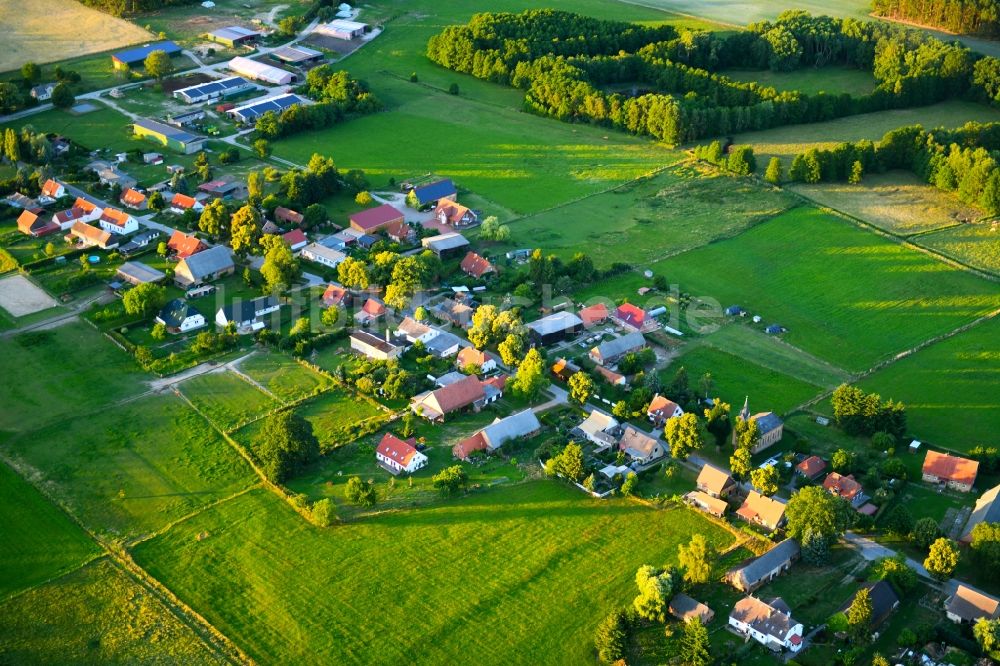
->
(739, 396, 750, 421)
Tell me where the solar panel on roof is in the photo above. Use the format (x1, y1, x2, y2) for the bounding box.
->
(230, 94, 305, 121)
(176, 76, 249, 99)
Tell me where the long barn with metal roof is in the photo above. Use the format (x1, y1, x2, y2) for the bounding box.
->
(227, 93, 305, 124)
(112, 41, 182, 69)
(173, 76, 254, 104)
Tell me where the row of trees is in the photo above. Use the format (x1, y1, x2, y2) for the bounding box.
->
(79, 0, 198, 16)
(255, 70, 381, 140)
(831, 384, 908, 439)
(871, 0, 1000, 38)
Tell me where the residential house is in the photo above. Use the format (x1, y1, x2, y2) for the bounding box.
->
(647, 394, 684, 426)
(726, 539, 800, 592)
(838, 581, 900, 629)
(460, 251, 495, 279)
(170, 193, 204, 214)
(167, 230, 207, 259)
(424, 330, 465, 358)
(481, 375, 505, 404)
(734, 398, 784, 453)
(735, 491, 787, 532)
(411, 374, 487, 422)
(421, 232, 470, 259)
(614, 303, 648, 332)
(551, 357, 580, 382)
(356, 234, 379, 250)
(282, 229, 308, 252)
(728, 596, 803, 653)
(301, 243, 346, 269)
(215, 295, 280, 330)
(53, 198, 102, 230)
(354, 298, 386, 326)
(456, 346, 497, 373)
(118, 230, 160, 257)
(174, 245, 234, 287)
(376, 433, 428, 475)
(31, 83, 57, 101)
(594, 365, 626, 386)
(198, 180, 248, 200)
(453, 410, 540, 459)
(685, 491, 729, 517)
(322, 283, 352, 308)
(696, 463, 736, 498)
(116, 261, 166, 286)
(822, 472, 866, 508)
(945, 585, 1000, 623)
(395, 316, 440, 345)
(349, 204, 405, 234)
(432, 298, 474, 328)
(385, 220, 415, 244)
(39, 179, 65, 202)
(573, 410, 621, 450)
(67, 222, 116, 249)
(409, 179, 457, 207)
(618, 425, 665, 466)
(961, 483, 1000, 543)
(579, 302, 609, 328)
(923, 450, 979, 492)
(98, 208, 139, 236)
(589, 332, 646, 366)
(525, 311, 584, 346)
(120, 188, 148, 210)
(275, 207, 304, 227)
(156, 299, 206, 334)
(795, 456, 827, 481)
(93, 164, 137, 191)
(16, 210, 59, 237)
(349, 329, 407, 361)
(433, 199, 477, 227)
(5, 192, 38, 209)
(669, 594, 714, 625)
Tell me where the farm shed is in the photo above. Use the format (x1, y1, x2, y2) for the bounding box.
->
(228, 57, 296, 85)
(206, 26, 262, 47)
(228, 93, 305, 124)
(315, 19, 368, 40)
(132, 118, 206, 155)
(112, 41, 182, 69)
(173, 76, 253, 104)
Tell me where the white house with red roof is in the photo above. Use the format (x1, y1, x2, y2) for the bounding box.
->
(98, 207, 139, 235)
(39, 179, 66, 203)
(614, 303, 647, 331)
(460, 251, 495, 278)
(170, 193, 204, 214)
(376, 433, 428, 475)
(53, 197, 103, 230)
(282, 229, 308, 252)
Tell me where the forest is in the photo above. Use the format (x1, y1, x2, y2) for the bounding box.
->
(871, 0, 1000, 38)
(427, 10, 1000, 145)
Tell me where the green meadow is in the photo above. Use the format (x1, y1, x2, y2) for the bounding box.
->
(237, 353, 334, 403)
(719, 66, 876, 96)
(650, 206, 1000, 372)
(133, 482, 734, 665)
(0, 462, 98, 598)
(179, 370, 279, 432)
(918, 221, 1000, 276)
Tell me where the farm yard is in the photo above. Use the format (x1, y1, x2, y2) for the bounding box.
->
(0, 0, 150, 71)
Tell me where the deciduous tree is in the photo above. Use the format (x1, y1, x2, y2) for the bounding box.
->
(924, 538, 960, 581)
(665, 412, 703, 460)
(750, 464, 779, 496)
(678, 534, 711, 585)
(230, 205, 262, 254)
(256, 411, 320, 483)
(122, 282, 166, 317)
(568, 371, 594, 405)
(143, 50, 173, 80)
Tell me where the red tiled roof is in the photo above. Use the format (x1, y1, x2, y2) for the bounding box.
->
(736, 491, 786, 528)
(460, 251, 494, 278)
(923, 450, 979, 486)
(580, 303, 609, 327)
(453, 431, 488, 460)
(167, 230, 207, 259)
(616, 303, 646, 328)
(70, 222, 112, 245)
(55, 207, 87, 224)
(823, 472, 863, 501)
(322, 283, 348, 305)
(648, 394, 680, 419)
(349, 204, 403, 232)
(17, 210, 40, 233)
(275, 206, 303, 225)
(796, 456, 826, 478)
(594, 365, 625, 385)
(457, 346, 489, 367)
(41, 179, 62, 198)
(100, 207, 131, 227)
(483, 374, 507, 391)
(282, 229, 307, 246)
(433, 199, 472, 225)
(361, 299, 386, 317)
(73, 196, 98, 214)
(121, 188, 146, 207)
(171, 193, 198, 209)
(385, 219, 413, 241)
(377, 433, 421, 468)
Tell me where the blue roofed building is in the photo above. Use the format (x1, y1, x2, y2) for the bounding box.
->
(408, 178, 457, 207)
(112, 41, 182, 69)
(227, 94, 305, 124)
(173, 76, 254, 104)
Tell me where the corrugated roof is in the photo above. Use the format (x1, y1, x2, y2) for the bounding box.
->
(412, 178, 456, 204)
(113, 41, 181, 65)
(179, 245, 233, 279)
(592, 331, 645, 360)
(480, 410, 540, 449)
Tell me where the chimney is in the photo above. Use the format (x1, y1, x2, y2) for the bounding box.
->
(385, 328, 390, 343)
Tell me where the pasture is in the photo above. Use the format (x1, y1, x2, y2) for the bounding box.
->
(859, 315, 1000, 451)
(236, 352, 333, 403)
(628, 0, 870, 25)
(0, 0, 150, 72)
(0, 559, 226, 664)
(650, 206, 1000, 372)
(493, 162, 795, 266)
(791, 170, 984, 235)
(0, 394, 256, 539)
(0, 323, 147, 436)
(179, 369, 279, 432)
(719, 66, 876, 96)
(732, 101, 1000, 165)
(0, 462, 98, 599)
(132, 482, 735, 664)
(918, 221, 1000, 275)
(1, 103, 138, 153)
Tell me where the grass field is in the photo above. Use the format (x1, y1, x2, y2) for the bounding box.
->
(917, 221, 1000, 275)
(0, 394, 256, 539)
(180, 370, 279, 432)
(490, 162, 795, 265)
(0, 0, 150, 72)
(0, 559, 226, 664)
(663, 344, 825, 415)
(236, 353, 333, 403)
(649, 206, 1000, 372)
(2, 103, 138, 153)
(859, 315, 1000, 451)
(133, 482, 735, 664)
(733, 101, 1000, 165)
(0, 462, 98, 599)
(0, 323, 147, 437)
(720, 66, 876, 96)
(791, 170, 985, 235)
(630, 0, 870, 25)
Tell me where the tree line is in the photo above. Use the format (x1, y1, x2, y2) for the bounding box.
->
(255, 68, 381, 139)
(871, 0, 1000, 38)
(77, 0, 197, 17)
(428, 9, 1000, 144)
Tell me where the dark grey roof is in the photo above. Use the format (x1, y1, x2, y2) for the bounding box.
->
(481, 410, 540, 449)
(838, 581, 899, 627)
(731, 538, 799, 587)
(424, 330, 465, 356)
(422, 233, 469, 252)
(753, 412, 783, 434)
(963, 484, 1000, 541)
(180, 245, 233, 280)
(350, 329, 405, 354)
(525, 312, 583, 337)
(593, 331, 645, 359)
(116, 261, 165, 283)
(220, 295, 278, 324)
(157, 298, 201, 327)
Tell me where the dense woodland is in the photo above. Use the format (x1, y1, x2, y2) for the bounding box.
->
(428, 10, 1000, 144)
(871, 0, 1000, 38)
